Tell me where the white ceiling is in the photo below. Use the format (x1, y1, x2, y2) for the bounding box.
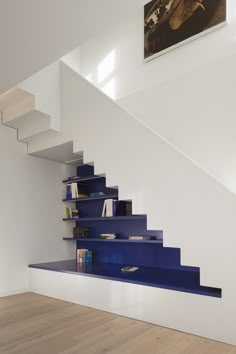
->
(0, 0, 147, 93)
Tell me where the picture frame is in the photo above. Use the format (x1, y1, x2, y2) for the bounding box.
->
(144, 0, 227, 61)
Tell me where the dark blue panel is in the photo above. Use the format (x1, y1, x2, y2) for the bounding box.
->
(77, 164, 94, 177)
(76, 240, 180, 268)
(75, 218, 163, 239)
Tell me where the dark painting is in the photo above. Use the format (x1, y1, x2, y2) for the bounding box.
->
(144, 0, 226, 59)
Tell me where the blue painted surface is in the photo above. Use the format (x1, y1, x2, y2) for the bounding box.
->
(63, 216, 146, 221)
(63, 194, 118, 202)
(63, 238, 163, 244)
(76, 239, 181, 269)
(29, 260, 222, 298)
(56, 164, 222, 298)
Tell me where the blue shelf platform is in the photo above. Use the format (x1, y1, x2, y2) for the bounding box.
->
(63, 175, 105, 184)
(63, 215, 146, 221)
(63, 194, 118, 202)
(29, 260, 222, 298)
(63, 237, 163, 244)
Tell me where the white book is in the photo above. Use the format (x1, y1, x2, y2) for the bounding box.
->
(101, 200, 107, 217)
(71, 183, 79, 199)
(105, 199, 113, 217)
(74, 183, 79, 198)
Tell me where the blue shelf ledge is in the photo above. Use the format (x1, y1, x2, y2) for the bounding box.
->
(63, 215, 146, 221)
(28, 260, 222, 298)
(63, 237, 163, 244)
(63, 175, 105, 184)
(63, 194, 118, 202)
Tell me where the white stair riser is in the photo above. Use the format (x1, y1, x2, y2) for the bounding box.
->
(2, 95, 35, 124)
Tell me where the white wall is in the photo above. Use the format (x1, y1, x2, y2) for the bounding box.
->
(78, 0, 236, 194)
(79, 1, 236, 100)
(0, 0, 146, 93)
(19, 62, 61, 131)
(0, 122, 75, 296)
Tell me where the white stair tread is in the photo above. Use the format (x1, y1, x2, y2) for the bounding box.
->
(0, 88, 32, 111)
(20, 128, 60, 144)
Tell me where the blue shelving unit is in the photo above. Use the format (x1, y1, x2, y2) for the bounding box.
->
(30, 163, 222, 298)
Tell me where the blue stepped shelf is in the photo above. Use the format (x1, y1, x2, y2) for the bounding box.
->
(29, 260, 221, 298)
(29, 163, 222, 298)
(63, 216, 146, 221)
(63, 238, 163, 244)
(63, 175, 106, 184)
(63, 194, 118, 202)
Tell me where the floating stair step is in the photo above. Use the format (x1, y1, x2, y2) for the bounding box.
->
(0, 88, 31, 112)
(1, 94, 35, 124)
(19, 128, 60, 144)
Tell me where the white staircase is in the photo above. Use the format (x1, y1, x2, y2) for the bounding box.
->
(1, 62, 236, 345)
(0, 88, 60, 150)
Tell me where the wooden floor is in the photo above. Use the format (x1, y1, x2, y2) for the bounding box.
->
(0, 293, 235, 354)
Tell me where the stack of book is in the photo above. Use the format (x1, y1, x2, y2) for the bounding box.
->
(77, 249, 93, 263)
(100, 233, 116, 240)
(101, 199, 132, 217)
(128, 235, 151, 240)
(65, 207, 79, 219)
(66, 183, 88, 199)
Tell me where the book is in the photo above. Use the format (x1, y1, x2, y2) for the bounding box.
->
(73, 227, 91, 238)
(113, 201, 132, 216)
(67, 183, 88, 199)
(68, 176, 80, 181)
(65, 207, 79, 219)
(121, 266, 139, 272)
(65, 207, 72, 219)
(101, 199, 132, 217)
(128, 236, 151, 240)
(71, 209, 79, 218)
(100, 233, 116, 239)
(66, 184, 72, 199)
(89, 192, 105, 197)
(77, 249, 93, 263)
(101, 199, 114, 217)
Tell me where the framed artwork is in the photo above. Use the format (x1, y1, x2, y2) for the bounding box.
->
(144, 0, 226, 60)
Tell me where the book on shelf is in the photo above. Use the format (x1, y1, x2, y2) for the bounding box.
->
(65, 207, 79, 219)
(66, 183, 88, 199)
(128, 235, 151, 240)
(100, 233, 116, 240)
(73, 227, 91, 238)
(89, 192, 105, 198)
(121, 266, 139, 272)
(66, 184, 72, 199)
(77, 249, 93, 263)
(101, 199, 132, 217)
(68, 175, 80, 181)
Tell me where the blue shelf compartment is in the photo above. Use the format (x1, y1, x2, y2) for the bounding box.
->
(59, 163, 222, 298)
(29, 260, 222, 298)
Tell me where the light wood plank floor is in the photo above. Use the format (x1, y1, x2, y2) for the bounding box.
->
(0, 293, 235, 354)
